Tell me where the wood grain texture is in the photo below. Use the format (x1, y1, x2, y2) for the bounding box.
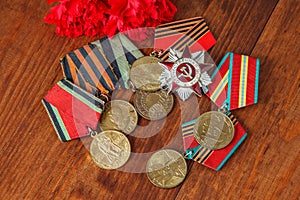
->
(0, 0, 299, 199)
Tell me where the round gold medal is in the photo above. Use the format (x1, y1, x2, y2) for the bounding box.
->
(90, 130, 131, 170)
(99, 100, 138, 135)
(193, 111, 234, 150)
(129, 56, 163, 91)
(146, 149, 187, 188)
(133, 90, 174, 120)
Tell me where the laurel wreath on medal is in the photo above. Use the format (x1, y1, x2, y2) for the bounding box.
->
(158, 47, 213, 101)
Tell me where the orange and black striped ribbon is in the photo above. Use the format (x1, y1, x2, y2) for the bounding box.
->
(61, 43, 118, 96)
(154, 16, 216, 61)
(92, 34, 143, 88)
(61, 34, 143, 95)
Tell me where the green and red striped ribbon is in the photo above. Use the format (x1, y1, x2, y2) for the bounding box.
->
(42, 79, 105, 142)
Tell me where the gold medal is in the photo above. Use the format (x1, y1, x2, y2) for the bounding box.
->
(133, 90, 174, 120)
(129, 56, 163, 91)
(146, 149, 187, 188)
(99, 100, 138, 135)
(193, 111, 234, 150)
(90, 130, 131, 170)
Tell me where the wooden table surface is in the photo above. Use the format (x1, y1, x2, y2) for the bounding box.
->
(1, 0, 299, 199)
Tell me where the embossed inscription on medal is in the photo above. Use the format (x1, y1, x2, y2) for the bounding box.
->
(129, 56, 163, 91)
(193, 111, 234, 150)
(99, 100, 138, 135)
(146, 149, 187, 188)
(90, 130, 131, 169)
(133, 90, 174, 120)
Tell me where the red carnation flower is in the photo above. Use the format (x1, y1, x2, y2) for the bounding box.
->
(44, 0, 177, 40)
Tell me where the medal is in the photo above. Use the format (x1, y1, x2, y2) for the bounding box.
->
(193, 111, 234, 150)
(129, 56, 164, 91)
(99, 100, 138, 135)
(133, 90, 174, 120)
(89, 129, 131, 170)
(159, 46, 213, 101)
(146, 149, 187, 188)
(181, 111, 247, 171)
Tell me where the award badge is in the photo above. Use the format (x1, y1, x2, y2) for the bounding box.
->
(128, 51, 175, 121)
(158, 46, 214, 101)
(146, 149, 187, 188)
(87, 127, 131, 170)
(99, 100, 138, 135)
(128, 56, 163, 92)
(180, 52, 260, 170)
(181, 111, 247, 171)
(133, 90, 174, 120)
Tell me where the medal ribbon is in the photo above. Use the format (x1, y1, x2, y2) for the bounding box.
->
(206, 53, 260, 110)
(42, 79, 105, 142)
(61, 34, 143, 95)
(181, 112, 247, 171)
(154, 16, 216, 61)
(92, 34, 143, 89)
(61, 43, 118, 95)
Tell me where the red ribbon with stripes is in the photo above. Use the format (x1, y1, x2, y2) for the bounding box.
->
(154, 16, 216, 61)
(206, 53, 260, 110)
(42, 79, 104, 142)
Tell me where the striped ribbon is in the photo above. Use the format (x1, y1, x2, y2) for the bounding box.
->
(181, 112, 247, 171)
(61, 43, 118, 95)
(92, 34, 143, 88)
(154, 16, 216, 61)
(42, 79, 105, 142)
(61, 34, 143, 95)
(206, 53, 260, 110)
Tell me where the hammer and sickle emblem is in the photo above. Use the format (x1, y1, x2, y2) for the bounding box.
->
(178, 63, 193, 79)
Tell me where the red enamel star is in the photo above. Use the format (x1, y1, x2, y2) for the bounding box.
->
(159, 46, 213, 101)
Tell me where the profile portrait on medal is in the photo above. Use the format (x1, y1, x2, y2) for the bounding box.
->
(101, 103, 130, 130)
(108, 105, 130, 130)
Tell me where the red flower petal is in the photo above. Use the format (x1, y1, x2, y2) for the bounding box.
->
(44, 0, 177, 38)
